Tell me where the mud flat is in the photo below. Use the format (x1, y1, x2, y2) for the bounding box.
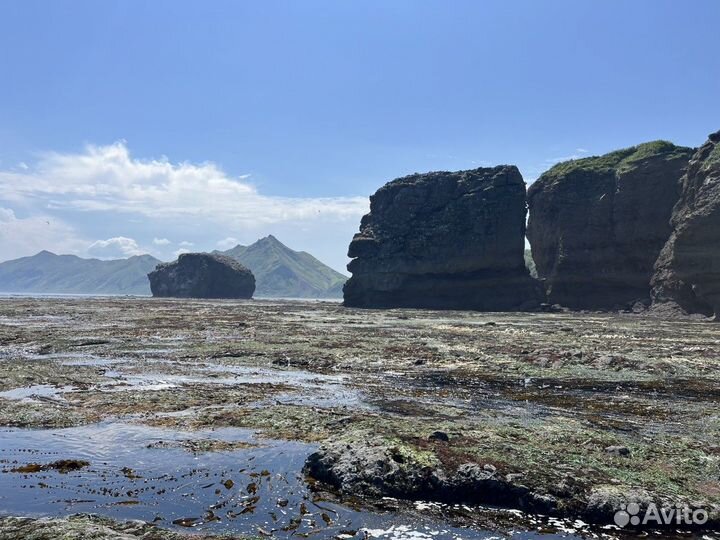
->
(0, 297, 719, 538)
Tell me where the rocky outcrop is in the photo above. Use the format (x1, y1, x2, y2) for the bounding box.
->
(304, 439, 558, 514)
(148, 253, 255, 299)
(651, 131, 720, 319)
(343, 166, 543, 311)
(527, 141, 693, 310)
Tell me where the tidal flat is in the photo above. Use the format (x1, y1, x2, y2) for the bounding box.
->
(0, 297, 719, 539)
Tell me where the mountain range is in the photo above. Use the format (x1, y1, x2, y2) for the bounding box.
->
(0, 250, 160, 295)
(0, 236, 347, 298)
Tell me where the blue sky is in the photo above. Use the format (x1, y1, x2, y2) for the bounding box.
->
(0, 0, 718, 272)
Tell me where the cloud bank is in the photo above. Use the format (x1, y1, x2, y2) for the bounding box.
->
(0, 142, 366, 226)
(0, 142, 369, 269)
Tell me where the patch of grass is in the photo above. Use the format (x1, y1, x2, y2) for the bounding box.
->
(540, 140, 692, 182)
(705, 141, 720, 167)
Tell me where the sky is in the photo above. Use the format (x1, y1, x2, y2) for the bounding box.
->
(0, 0, 718, 273)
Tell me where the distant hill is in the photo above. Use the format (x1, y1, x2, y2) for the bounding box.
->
(0, 237, 347, 298)
(0, 251, 160, 295)
(217, 235, 346, 298)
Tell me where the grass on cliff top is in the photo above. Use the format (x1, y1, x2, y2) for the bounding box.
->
(540, 140, 691, 181)
(706, 141, 720, 166)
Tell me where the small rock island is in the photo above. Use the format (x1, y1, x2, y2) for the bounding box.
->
(148, 253, 255, 299)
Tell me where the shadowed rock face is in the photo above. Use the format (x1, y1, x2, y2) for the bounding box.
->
(652, 131, 720, 319)
(343, 166, 543, 311)
(527, 141, 693, 310)
(148, 253, 255, 299)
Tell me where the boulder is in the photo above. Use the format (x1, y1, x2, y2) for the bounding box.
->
(343, 166, 543, 311)
(148, 253, 255, 299)
(651, 131, 720, 319)
(304, 439, 556, 513)
(527, 141, 693, 310)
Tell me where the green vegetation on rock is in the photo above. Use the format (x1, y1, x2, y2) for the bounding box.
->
(541, 140, 693, 181)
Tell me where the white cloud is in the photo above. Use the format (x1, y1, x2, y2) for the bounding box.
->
(0, 141, 367, 227)
(0, 207, 87, 261)
(179, 240, 194, 247)
(0, 142, 370, 271)
(173, 248, 191, 259)
(87, 236, 144, 259)
(216, 237, 239, 250)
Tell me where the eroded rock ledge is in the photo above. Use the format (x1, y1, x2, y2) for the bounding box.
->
(304, 439, 557, 514)
(0, 514, 226, 540)
(343, 166, 543, 311)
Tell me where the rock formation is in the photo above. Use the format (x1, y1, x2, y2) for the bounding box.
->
(527, 141, 693, 310)
(148, 253, 255, 299)
(651, 131, 720, 319)
(343, 166, 543, 311)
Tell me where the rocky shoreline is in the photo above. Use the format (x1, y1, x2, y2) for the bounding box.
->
(1, 297, 719, 538)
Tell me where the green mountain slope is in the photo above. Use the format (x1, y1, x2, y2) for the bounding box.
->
(218, 235, 346, 298)
(0, 251, 160, 295)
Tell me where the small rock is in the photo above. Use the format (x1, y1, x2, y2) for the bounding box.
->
(538, 303, 563, 313)
(428, 431, 449, 442)
(605, 445, 631, 457)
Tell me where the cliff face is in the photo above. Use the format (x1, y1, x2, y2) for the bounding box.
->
(148, 253, 255, 299)
(651, 131, 720, 319)
(527, 141, 693, 310)
(343, 166, 543, 311)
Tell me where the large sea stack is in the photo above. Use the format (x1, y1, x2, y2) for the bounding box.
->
(148, 253, 255, 299)
(527, 141, 693, 310)
(651, 131, 720, 319)
(343, 166, 543, 311)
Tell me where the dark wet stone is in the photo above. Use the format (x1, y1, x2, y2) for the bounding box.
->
(429, 431, 450, 442)
(605, 445, 631, 457)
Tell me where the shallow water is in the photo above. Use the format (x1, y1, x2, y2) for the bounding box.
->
(0, 384, 77, 402)
(98, 364, 372, 409)
(0, 422, 581, 539)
